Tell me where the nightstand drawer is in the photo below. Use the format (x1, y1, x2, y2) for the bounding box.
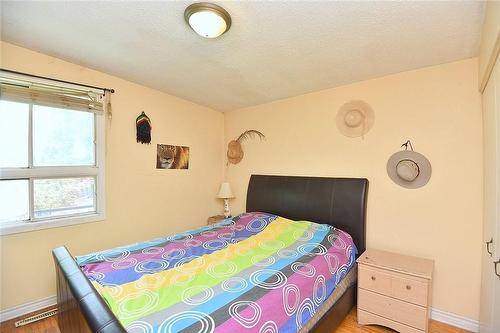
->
(392, 275, 429, 306)
(358, 289, 427, 330)
(359, 266, 429, 306)
(358, 309, 424, 333)
(359, 265, 392, 295)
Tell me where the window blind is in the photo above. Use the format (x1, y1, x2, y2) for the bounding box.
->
(0, 71, 105, 113)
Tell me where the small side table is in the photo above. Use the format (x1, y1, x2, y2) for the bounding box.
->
(207, 215, 225, 225)
(357, 248, 434, 333)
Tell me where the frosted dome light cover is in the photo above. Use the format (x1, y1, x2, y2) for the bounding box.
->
(185, 3, 231, 39)
(189, 10, 227, 38)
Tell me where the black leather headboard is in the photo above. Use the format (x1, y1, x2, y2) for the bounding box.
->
(246, 175, 368, 254)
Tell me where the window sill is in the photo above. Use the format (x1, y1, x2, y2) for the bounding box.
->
(0, 213, 105, 236)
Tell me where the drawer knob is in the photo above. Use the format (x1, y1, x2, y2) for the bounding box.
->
(371, 276, 376, 281)
(406, 285, 412, 290)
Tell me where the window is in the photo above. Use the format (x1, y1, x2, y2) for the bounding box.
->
(0, 72, 106, 235)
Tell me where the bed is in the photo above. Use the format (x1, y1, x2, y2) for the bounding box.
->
(52, 175, 368, 333)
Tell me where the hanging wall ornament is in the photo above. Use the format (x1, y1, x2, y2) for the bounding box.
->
(227, 130, 265, 165)
(387, 140, 432, 189)
(336, 100, 374, 138)
(136, 111, 152, 144)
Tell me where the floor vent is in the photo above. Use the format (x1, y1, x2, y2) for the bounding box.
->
(14, 308, 57, 327)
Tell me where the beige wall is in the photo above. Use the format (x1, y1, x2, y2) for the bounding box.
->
(0, 42, 484, 321)
(479, 1, 500, 91)
(0, 42, 225, 310)
(224, 58, 483, 320)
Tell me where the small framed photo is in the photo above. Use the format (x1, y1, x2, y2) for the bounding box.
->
(156, 144, 189, 169)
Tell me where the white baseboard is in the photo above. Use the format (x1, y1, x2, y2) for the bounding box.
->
(0, 295, 57, 322)
(0, 294, 480, 332)
(431, 307, 479, 332)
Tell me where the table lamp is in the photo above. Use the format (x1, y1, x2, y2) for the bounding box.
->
(217, 182, 234, 218)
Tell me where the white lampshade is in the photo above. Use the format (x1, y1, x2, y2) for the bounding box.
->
(217, 182, 234, 199)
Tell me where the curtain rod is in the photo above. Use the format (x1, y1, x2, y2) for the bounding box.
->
(0, 68, 115, 93)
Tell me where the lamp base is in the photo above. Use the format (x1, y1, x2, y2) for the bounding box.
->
(223, 198, 231, 218)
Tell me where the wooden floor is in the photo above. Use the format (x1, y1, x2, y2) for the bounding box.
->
(0, 307, 471, 333)
(0, 307, 59, 333)
(336, 309, 471, 333)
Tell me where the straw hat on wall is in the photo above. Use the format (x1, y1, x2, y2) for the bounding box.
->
(336, 100, 375, 138)
(387, 142, 432, 189)
(227, 140, 244, 164)
(227, 130, 265, 165)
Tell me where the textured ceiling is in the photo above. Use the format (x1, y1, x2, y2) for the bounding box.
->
(1, 1, 485, 112)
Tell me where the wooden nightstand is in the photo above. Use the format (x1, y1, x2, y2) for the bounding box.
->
(357, 249, 434, 333)
(207, 215, 225, 225)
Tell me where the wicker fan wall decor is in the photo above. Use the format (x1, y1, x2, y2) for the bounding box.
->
(227, 130, 266, 165)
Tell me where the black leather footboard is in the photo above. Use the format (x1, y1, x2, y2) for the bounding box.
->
(52, 246, 126, 333)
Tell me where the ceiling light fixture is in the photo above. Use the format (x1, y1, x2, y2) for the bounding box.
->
(184, 2, 231, 38)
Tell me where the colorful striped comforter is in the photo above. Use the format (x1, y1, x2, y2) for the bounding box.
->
(77, 212, 357, 333)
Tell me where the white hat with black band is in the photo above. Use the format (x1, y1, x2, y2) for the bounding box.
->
(387, 141, 432, 189)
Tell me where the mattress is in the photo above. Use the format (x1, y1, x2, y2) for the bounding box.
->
(76, 212, 357, 333)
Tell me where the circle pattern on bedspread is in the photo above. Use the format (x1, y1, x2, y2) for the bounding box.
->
(182, 285, 214, 305)
(229, 237, 247, 244)
(297, 243, 328, 256)
(323, 253, 340, 274)
(282, 284, 300, 316)
(230, 224, 246, 231)
(126, 321, 154, 333)
(111, 257, 138, 270)
(134, 259, 169, 273)
(174, 233, 193, 241)
(251, 254, 276, 267)
(174, 256, 205, 272)
(158, 311, 215, 333)
(201, 230, 218, 238)
(258, 239, 285, 251)
(119, 290, 159, 319)
(229, 301, 262, 328)
(277, 249, 299, 259)
(135, 273, 166, 290)
(259, 320, 278, 333)
(221, 277, 248, 293)
(170, 271, 195, 286)
(85, 271, 105, 282)
(207, 261, 238, 278)
(184, 239, 203, 247)
(249, 269, 287, 289)
(202, 239, 228, 251)
(296, 298, 315, 330)
(142, 246, 165, 255)
(313, 275, 327, 306)
(328, 234, 347, 249)
(293, 229, 313, 241)
(107, 284, 124, 298)
(217, 232, 235, 240)
(97, 249, 130, 262)
(335, 264, 349, 285)
(162, 248, 186, 260)
(246, 218, 267, 232)
(290, 262, 316, 277)
(312, 224, 329, 232)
